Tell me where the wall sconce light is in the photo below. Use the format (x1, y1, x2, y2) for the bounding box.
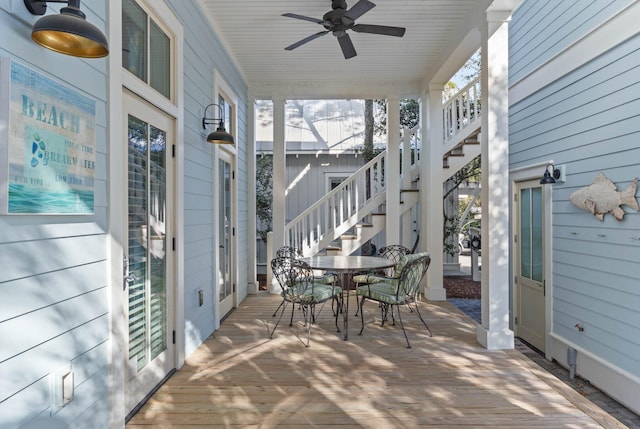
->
(202, 103, 235, 145)
(540, 163, 565, 185)
(24, 0, 109, 58)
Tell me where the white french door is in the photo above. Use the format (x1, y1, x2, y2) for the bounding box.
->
(515, 179, 546, 352)
(123, 90, 175, 413)
(218, 150, 235, 318)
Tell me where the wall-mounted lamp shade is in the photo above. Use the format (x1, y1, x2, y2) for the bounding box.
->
(202, 103, 235, 145)
(25, 0, 109, 58)
(540, 163, 561, 185)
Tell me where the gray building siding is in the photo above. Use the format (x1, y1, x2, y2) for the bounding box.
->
(510, 24, 640, 379)
(0, 0, 110, 427)
(285, 153, 363, 222)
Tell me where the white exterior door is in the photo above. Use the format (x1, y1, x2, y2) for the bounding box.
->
(515, 179, 546, 352)
(123, 91, 175, 413)
(218, 150, 235, 318)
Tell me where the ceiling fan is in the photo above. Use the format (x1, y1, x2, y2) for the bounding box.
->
(283, 0, 406, 59)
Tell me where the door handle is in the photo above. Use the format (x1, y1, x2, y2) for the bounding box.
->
(123, 256, 137, 290)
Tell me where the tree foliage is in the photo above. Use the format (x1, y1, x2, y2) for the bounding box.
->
(256, 154, 273, 241)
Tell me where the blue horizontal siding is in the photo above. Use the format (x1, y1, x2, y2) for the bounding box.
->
(510, 0, 634, 84)
(510, 18, 640, 378)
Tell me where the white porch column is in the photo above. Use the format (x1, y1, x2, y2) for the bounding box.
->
(386, 96, 401, 245)
(401, 126, 414, 250)
(476, 10, 515, 349)
(270, 97, 286, 294)
(421, 86, 446, 301)
(247, 96, 258, 294)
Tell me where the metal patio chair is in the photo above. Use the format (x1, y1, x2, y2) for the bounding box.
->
(270, 257, 342, 347)
(353, 244, 411, 316)
(356, 253, 432, 348)
(271, 246, 338, 317)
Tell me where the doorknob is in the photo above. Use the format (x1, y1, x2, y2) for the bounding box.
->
(123, 256, 137, 290)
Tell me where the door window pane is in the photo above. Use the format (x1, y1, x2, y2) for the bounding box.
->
(128, 116, 168, 370)
(219, 159, 232, 302)
(149, 125, 167, 359)
(520, 186, 543, 282)
(520, 188, 531, 279)
(531, 187, 543, 282)
(128, 114, 148, 371)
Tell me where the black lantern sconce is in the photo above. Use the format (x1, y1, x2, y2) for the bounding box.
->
(24, 0, 109, 58)
(202, 103, 235, 145)
(540, 163, 565, 185)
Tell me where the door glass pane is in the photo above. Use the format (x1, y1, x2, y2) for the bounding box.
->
(150, 21, 170, 99)
(520, 188, 531, 279)
(218, 95, 232, 137)
(122, 0, 147, 81)
(149, 125, 167, 359)
(128, 115, 167, 371)
(128, 115, 148, 371)
(531, 187, 543, 282)
(219, 160, 232, 302)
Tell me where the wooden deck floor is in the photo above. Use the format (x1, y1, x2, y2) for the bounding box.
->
(127, 294, 625, 428)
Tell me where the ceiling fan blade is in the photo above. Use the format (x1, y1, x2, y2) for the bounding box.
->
(337, 33, 357, 59)
(352, 24, 406, 37)
(344, 0, 376, 21)
(282, 13, 325, 24)
(285, 31, 330, 51)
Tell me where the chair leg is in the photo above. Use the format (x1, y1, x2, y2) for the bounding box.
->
(380, 303, 390, 327)
(272, 298, 285, 317)
(289, 302, 296, 326)
(395, 304, 412, 348)
(334, 295, 342, 333)
(411, 302, 433, 337)
(304, 304, 312, 347)
(270, 301, 288, 339)
(358, 295, 366, 335)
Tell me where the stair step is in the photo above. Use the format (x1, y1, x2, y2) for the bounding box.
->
(357, 223, 373, 228)
(341, 234, 357, 240)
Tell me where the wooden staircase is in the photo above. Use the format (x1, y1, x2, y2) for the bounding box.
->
(285, 76, 482, 257)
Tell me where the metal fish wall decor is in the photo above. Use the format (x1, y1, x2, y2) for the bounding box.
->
(569, 173, 639, 221)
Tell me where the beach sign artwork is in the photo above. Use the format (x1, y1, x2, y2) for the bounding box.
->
(1, 59, 96, 214)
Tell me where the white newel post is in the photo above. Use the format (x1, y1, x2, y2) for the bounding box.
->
(386, 97, 401, 246)
(422, 86, 446, 301)
(270, 98, 286, 294)
(477, 10, 515, 349)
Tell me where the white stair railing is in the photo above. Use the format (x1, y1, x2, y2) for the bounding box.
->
(285, 150, 387, 256)
(443, 76, 481, 154)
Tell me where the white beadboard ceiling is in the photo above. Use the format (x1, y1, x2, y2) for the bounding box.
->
(197, 0, 496, 98)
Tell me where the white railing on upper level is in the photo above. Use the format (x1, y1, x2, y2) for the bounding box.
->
(402, 124, 421, 185)
(285, 150, 387, 257)
(443, 76, 481, 154)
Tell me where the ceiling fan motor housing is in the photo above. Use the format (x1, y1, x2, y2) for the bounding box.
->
(332, 0, 348, 10)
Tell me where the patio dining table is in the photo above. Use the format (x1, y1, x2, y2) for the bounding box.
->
(302, 255, 395, 340)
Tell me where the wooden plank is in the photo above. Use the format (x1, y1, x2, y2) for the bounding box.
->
(126, 295, 625, 428)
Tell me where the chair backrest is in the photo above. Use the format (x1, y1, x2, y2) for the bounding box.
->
(396, 253, 431, 299)
(377, 244, 412, 277)
(270, 256, 313, 300)
(275, 246, 303, 259)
